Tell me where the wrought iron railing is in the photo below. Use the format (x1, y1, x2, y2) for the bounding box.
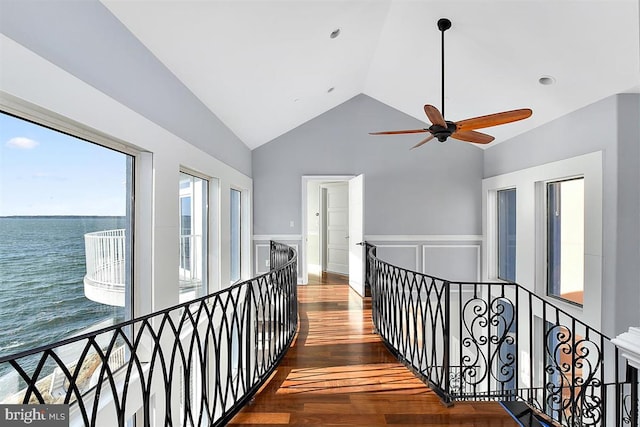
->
(270, 240, 292, 270)
(361, 241, 375, 297)
(0, 241, 298, 427)
(367, 243, 639, 427)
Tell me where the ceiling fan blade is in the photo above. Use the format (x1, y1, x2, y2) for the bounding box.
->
(410, 134, 436, 149)
(451, 130, 495, 144)
(424, 104, 446, 127)
(455, 108, 532, 131)
(369, 129, 429, 135)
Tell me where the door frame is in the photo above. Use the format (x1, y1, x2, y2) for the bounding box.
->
(301, 175, 361, 284)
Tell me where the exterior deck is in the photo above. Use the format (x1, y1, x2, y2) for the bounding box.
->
(83, 229, 203, 306)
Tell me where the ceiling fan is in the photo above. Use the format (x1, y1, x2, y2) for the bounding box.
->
(370, 18, 532, 149)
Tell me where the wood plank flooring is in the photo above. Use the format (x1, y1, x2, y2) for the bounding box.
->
(230, 273, 519, 426)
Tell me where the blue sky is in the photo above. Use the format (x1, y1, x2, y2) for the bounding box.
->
(0, 112, 128, 216)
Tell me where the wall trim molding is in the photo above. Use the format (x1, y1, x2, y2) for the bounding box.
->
(612, 327, 640, 370)
(253, 234, 302, 241)
(252, 234, 482, 242)
(365, 234, 482, 242)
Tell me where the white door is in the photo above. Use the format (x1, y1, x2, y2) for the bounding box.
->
(348, 174, 364, 295)
(324, 183, 349, 275)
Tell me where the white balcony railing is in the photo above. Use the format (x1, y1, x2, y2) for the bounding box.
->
(84, 229, 126, 307)
(179, 234, 203, 296)
(84, 230, 203, 306)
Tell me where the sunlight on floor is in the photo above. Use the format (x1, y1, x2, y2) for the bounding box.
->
(277, 363, 431, 395)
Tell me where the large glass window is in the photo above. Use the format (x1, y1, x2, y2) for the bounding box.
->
(0, 111, 133, 400)
(230, 188, 241, 284)
(546, 178, 584, 305)
(179, 172, 208, 302)
(497, 188, 516, 282)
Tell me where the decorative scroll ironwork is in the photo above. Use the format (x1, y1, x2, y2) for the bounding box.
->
(459, 295, 516, 394)
(544, 324, 603, 426)
(489, 297, 516, 388)
(0, 242, 298, 427)
(460, 296, 490, 389)
(623, 390, 640, 425)
(366, 242, 638, 427)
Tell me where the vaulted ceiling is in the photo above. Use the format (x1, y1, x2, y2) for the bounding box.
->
(101, 0, 639, 150)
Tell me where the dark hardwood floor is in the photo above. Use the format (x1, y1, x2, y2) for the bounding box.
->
(230, 272, 519, 426)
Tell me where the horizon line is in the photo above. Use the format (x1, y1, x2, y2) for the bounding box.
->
(0, 215, 126, 218)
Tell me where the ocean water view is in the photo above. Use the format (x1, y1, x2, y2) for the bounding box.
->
(0, 216, 127, 379)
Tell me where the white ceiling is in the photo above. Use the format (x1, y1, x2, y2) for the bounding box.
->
(102, 0, 639, 150)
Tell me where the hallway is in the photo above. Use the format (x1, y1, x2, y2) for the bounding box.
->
(230, 273, 519, 426)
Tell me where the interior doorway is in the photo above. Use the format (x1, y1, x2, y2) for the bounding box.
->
(320, 181, 349, 275)
(301, 175, 365, 295)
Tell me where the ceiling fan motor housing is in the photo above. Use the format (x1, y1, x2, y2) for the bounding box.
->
(437, 18, 452, 32)
(430, 121, 457, 142)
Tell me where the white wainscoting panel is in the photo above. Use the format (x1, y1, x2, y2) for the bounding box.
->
(253, 236, 301, 281)
(253, 234, 481, 285)
(374, 245, 420, 272)
(254, 243, 271, 275)
(422, 244, 481, 282)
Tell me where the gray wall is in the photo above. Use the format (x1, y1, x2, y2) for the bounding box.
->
(484, 95, 618, 178)
(615, 94, 640, 335)
(0, 0, 252, 176)
(484, 94, 640, 335)
(252, 94, 484, 236)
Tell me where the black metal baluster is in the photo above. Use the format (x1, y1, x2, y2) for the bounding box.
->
(570, 317, 576, 427)
(245, 283, 252, 394)
(487, 283, 492, 397)
(631, 365, 639, 427)
(443, 280, 451, 402)
(528, 291, 533, 406)
(458, 282, 463, 398)
(514, 284, 519, 401)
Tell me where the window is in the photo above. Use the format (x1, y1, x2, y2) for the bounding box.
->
(0, 111, 133, 400)
(497, 189, 516, 282)
(546, 178, 584, 305)
(230, 188, 241, 284)
(483, 152, 601, 327)
(179, 172, 208, 302)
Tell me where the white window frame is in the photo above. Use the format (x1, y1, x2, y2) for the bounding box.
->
(178, 169, 210, 302)
(222, 184, 250, 288)
(0, 96, 143, 318)
(229, 187, 242, 285)
(482, 151, 602, 329)
(486, 186, 518, 282)
(496, 187, 517, 282)
(543, 176, 585, 307)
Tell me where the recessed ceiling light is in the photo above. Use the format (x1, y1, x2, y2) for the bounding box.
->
(330, 28, 341, 39)
(538, 75, 556, 85)
(327, 87, 335, 93)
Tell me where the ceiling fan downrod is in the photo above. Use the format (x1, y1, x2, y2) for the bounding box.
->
(437, 18, 451, 119)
